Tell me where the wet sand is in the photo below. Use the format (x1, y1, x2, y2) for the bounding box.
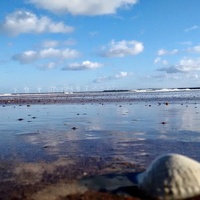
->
(1, 91, 200, 199)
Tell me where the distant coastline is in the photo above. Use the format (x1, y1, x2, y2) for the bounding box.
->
(0, 88, 200, 106)
(1, 87, 200, 97)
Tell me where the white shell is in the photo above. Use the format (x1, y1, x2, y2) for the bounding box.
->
(138, 154, 200, 200)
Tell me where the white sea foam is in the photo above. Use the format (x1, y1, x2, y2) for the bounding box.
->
(132, 88, 192, 93)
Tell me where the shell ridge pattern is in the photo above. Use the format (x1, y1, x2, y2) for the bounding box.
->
(138, 154, 200, 200)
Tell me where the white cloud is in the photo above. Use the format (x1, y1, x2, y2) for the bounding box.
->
(157, 66, 183, 74)
(154, 57, 168, 65)
(100, 40, 144, 57)
(0, 10, 74, 36)
(171, 49, 179, 55)
(187, 45, 200, 53)
(157, 49, 178, 56)
(157, 58, 200, 74)
(158, 45, 200, 57)
(184, 25, 199, 32)
(13, 48, 80, 64)
(28, 0, 138, 16)
(154, 57, 161, 64)
(94, 71, 131, 83)
(13, 50, 38, 64)
(178, 58, 200, 72)
(62, 61, 103, 70)
(157, 49, 167, 56)
(115, 71, 130, 79)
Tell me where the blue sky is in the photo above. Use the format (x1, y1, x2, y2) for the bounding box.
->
(0, 0, 200, 93)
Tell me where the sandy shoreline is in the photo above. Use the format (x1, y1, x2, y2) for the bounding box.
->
(1, 139, 200, 199)
(1, 91, 200, 199)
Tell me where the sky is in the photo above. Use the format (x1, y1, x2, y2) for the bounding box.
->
(0, 0, 200, 93)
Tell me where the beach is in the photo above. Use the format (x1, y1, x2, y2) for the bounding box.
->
(1, 90, 200, 199)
